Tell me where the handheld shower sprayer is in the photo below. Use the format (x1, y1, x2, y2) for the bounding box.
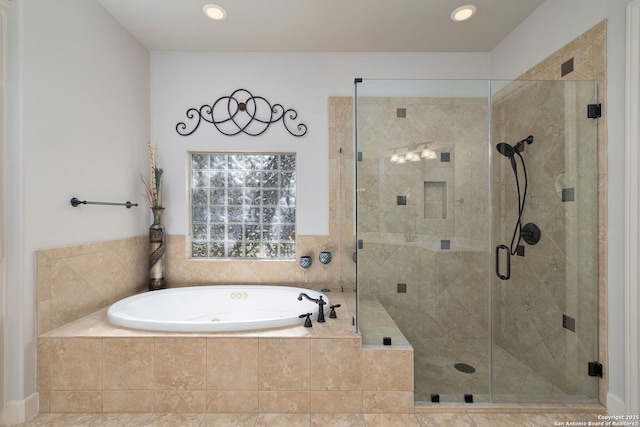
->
(495, 135, 540, 281)
(496, 135, 534, 170)
(496, 142, 517, 170)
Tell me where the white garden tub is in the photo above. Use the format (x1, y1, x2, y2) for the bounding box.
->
(107, 285, 329, 332)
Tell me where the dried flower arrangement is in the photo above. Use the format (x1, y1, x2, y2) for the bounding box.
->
(141, 141, 164, 207)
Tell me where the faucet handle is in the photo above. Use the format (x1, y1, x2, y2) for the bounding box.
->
(299, 313, 313, 328)
(329, 304, 341, 318)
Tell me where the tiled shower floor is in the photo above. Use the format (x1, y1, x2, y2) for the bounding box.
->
(414, 338, 573, 403)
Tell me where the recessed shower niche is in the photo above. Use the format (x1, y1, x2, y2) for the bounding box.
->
(350, 78, 599, 404)
(424, 181, 447, 220)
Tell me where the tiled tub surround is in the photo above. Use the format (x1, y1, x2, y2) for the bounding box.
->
(36, 291, 415, 414)
(36, 235, 344, 336)
(37, 237, 149, 336)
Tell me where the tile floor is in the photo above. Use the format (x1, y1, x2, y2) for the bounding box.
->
(13, 404, 608, 426)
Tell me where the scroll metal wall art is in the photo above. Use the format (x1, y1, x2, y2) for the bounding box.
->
(176, 88, 308, 137)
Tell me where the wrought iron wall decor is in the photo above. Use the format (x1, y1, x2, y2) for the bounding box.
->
(176, 88, 308, 137)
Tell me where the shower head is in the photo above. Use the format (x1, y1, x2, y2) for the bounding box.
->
(496, 135, 534, 163)
(496, 142, 515, 158)
(496, 142, 517, 170)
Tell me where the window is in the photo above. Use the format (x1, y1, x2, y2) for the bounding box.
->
(190, 152, 296, 259)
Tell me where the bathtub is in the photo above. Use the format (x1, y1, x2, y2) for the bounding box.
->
(106, 285, 330, 332)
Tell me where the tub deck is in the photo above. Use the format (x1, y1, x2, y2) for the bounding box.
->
(37, 291, 416, 415)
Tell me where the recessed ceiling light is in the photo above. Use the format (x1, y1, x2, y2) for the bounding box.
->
(203, 4, 227, 21)
(451, 5, 476, 22)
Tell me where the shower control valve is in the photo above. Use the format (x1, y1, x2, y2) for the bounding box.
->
(521, 223, 542, 246)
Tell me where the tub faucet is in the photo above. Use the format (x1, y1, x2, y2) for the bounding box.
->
(298, 313, 313, 328)
(297, 293, 327, 323)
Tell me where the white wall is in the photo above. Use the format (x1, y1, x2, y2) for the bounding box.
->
(151, 52, 490, 236)
(4, 0, 149, 420)
(490, 0, 631, 412)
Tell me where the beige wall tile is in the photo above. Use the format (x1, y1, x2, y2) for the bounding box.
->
(310, 338, 361, 391)
(49, 338, 102, 391)
(36, 339, 51, 392)
(38, 390, 50, 413)
(258, 390, 310, 413)
(103, 338, 154, 390)
(37, 252, 52, 302)
(37, 237, 147, 332)
(206, 390, 259, 413)
(50, 259, 97, 327)
(259, 338, 310, 391)
(37, 300, 51, 336)
(310, 390, 363, 413)
(362, 391, 414, 413)
(362, 348, 413, 391)
(49, 391, 103, 413)
(102, 390, 155, 412)
(201, 413, 258, 427)
(206, 338, 258, 390)
(155, 338, 206, 390)
(154, 389, 207, 413)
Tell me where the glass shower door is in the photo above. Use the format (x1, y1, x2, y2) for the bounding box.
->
(353, 78, 599, 403)
(490, 80, 599, 401)
(354, 79, 492, 403)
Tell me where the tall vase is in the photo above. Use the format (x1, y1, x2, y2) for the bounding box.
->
(149, 207, 166, 291)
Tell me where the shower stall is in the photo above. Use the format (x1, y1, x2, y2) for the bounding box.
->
(348, 79, 599, 403)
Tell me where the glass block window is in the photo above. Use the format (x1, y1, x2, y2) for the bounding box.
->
(190, 152, 296, 259)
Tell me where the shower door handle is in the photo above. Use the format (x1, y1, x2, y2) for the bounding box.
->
(495, 245, 511, 280)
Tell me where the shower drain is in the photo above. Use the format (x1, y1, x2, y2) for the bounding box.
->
(454, 363, 476, 374)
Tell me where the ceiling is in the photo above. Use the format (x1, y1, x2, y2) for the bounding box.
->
(95, 0, 546, 53)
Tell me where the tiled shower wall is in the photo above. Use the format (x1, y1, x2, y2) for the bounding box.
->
(353, 96, 490, 342)
(511, 20, 607, 402)
(491, 79, 599, 397)
(350, 95, 491, 401)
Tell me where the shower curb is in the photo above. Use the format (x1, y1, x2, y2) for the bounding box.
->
(414, 402, 606, 414)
